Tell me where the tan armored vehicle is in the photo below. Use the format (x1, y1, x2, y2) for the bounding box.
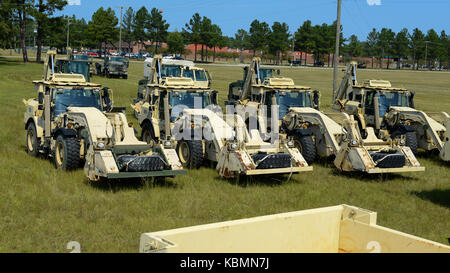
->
(132, 55, 312, 178)
(333, 62, 450, 162)
(24, 51, 185, 181)
(140, 204, 450, 253)
(136, 57, 211, 102)
(227, 57, 425, 173)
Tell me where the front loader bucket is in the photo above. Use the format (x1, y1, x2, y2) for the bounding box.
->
(85, 148, 187, 181)
(140, 204, 450, 253)
(334, 145, 425, 173)
(334, 120, 425, 174)
(216, 144, 313, 178)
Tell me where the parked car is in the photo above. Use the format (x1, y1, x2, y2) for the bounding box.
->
(291, 59, 302, 66)
(357, 62, 367, 69)
(87, 51, 99, 57)
(125, 53, 136, 59)
(313, 61, 325, 67)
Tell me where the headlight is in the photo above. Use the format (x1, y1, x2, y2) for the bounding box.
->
(97, 142, 105, 148)
(400, 139, 405, 145)
(164, 141, 172, 147)
(231, 143, 238, 150)
(351, 140, 358, 145)
(287, 141, 294, 147)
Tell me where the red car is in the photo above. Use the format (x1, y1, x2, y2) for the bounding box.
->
(87, 52, 99, 57)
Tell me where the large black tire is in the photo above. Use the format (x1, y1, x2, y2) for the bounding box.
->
(26, 122, 39, 157)
(122, 74, 128, 79)
(54, 135, 80, 170)
(292, 134, 316, 164)
(176, 140, 203, 168)
(405, 131, 418, 154)
(141, 122, 157, 145)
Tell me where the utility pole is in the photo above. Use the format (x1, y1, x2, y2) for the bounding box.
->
(332, 0, 342, 103)
(291, 38, 294, 67)
(116, 6, 130, 55)
(66, 17, 72, 54)
(424, 41, 430, 69)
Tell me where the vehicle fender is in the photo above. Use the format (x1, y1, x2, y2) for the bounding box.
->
(290, 128, 313, 136)
(390, 124, 415, 138)
(52, 128, 77, 139)
(25, 117, 44, 139)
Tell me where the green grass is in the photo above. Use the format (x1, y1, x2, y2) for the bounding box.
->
(0, 56, 449, 252)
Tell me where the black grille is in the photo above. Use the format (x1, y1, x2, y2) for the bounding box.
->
(251, 153, 292, 169)
(116, 155, 166, 172)
(369, 150, 406, 168)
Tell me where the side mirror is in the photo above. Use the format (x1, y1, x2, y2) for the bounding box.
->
(206, 71, 212, 86)
(38, 92, 44, 110)
(102, 87, 113, 112)
(409, 91, 415, 108)
(313, 90, 320, 110)
(211, 90, 219, 105)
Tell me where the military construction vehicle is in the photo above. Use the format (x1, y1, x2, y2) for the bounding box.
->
(136, 57, 211, 102)
(24, 51, 185, 181)
(140, 204, 450, 253)
(54, 54, 93, 82)
(333, 62, 450, 162)
(70, 54, 95, 77)
(132, 55, 312, 178)
(95, 55, 129, 79)
(227, 57, 425, 173)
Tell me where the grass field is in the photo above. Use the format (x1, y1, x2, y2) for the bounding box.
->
(0, 56, 449, 252)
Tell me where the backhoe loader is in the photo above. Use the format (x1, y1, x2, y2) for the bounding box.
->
(333, 62, 449, 162)
(227, 57, 425, 173)
(24, 51, 186, 181)
(132, 55, 312, 178)
(135, 57, 211, 104)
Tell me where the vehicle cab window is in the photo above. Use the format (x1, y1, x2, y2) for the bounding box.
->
(276, 91, 312, 120)
(364, 91, 375, 115)
(53, 88, 102, 116)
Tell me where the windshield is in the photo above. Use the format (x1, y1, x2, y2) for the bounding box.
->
(73, 55, 88, 61)
(162, 65, 182, 77)
(54, 88, 102, 116)
(109, 56, 124, 62)
(378, 92, 410, 117)
(276, 91, 312, 119)
(182, 69, 194, 80)
(169, 92, 211, 109)
(194, 70, 207, 81)
(66, 62, 89, 78)
(169, 92, 211, 122)
(182, 69, 207, 82)
(259, 69, 273, 82)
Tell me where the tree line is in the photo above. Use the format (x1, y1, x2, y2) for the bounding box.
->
(1, 2, 449, 68)
(345, 28, 450, 69)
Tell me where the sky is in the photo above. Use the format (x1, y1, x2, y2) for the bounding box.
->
(60, 0, 450, 41)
